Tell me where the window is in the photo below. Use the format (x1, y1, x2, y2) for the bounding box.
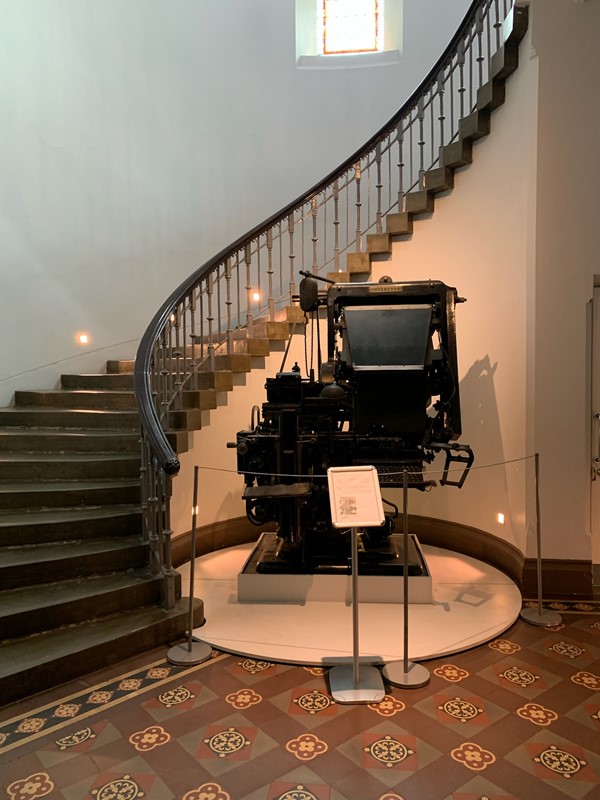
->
(319, 0, 383, 55)
(296, 0, 401, 68)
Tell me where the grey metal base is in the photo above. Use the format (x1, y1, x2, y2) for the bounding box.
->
(328, 664, 385, 704)
(382, 660, 431, 688)
(167, 639, 213, 666)
(520, 607, 562, 627)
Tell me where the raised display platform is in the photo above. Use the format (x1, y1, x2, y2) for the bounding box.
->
(181, 542, 523, 665)
(238, 532, 432, 603)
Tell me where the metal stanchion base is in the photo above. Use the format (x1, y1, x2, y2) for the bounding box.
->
(329, 664, 385, 704)
(167, 639, 213, 666)
(520, 607, 562, 627)
(382, 660, 430, 689)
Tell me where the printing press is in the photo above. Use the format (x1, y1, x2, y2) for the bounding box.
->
(228, 277, 474, 575)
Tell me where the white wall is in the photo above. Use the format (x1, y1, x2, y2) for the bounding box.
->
(175, 0, 600, 571)
(0, 0, 470, 404)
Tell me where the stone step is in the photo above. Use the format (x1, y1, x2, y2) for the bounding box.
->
(211, 354, 252, 373)
(0, 536, 148, 590)
(367, 233, 392, 255)
(0, 479, 140, 511)
(196, 371, 234, 392)
(0, 407, 139, 429)
(14, 390, 137, 410)
(107, 359, 134, 374)
(250, 320, 290, 341)
(0, 569, 162, 640)
(423, 166, 454, 194)
(0, 504, 141, 546)
(0, 452, 140, 481)
(181, 389, 218, 411)
(405, 189, 435, 215)
(61, 373, 135, 390)
(0, 596, 203, 705)
(0, 428, 140, 453)
(386, 212, 414, 237)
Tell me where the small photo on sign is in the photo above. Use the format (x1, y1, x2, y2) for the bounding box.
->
(339, 497, 357, 516)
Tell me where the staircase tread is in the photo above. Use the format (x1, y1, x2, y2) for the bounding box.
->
(0, 599, 192, 680)
(0, 428, 139, 437)
(0, 569, 157, 618)
(0, 478, 139, 493)
(0, 504, 140, 525)
(0, 451, 140, 463)
(0, 535, 144, 565)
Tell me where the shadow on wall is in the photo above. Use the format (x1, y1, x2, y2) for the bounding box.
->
(409, 353, 521, 547)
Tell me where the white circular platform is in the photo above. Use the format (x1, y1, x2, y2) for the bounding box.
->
(179, 542, 522, 665)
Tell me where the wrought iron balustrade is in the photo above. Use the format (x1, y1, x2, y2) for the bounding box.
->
(134, 0, 523, 607)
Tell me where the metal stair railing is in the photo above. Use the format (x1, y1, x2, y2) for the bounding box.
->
(134, 0, 522, 608)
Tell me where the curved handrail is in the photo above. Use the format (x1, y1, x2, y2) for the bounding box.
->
(133, 0, 528, 607)
(134, 0, 506, 475)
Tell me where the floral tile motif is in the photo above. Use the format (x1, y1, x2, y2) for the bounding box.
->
(368, 694, 405, 716)
(201, 726, 253, 760)
(497, 665, 540, 689)
(55, 726, 97, 750)
(433, 664, 469, 682)
(303, 667, 327, 676)
(268, 782, 331, 800)
(450, 742, 496, 772)
(361, 733, 417, 771)
(182, 782, 231, 800)
(157, 684, 197, 708)
(291, 689, 336, 717)
(377, 794, 405, 800)
(533, 745, 589, 780)
(547, 641, 586, 659)
(285, 733, 328, 761)
(88, 772, 153, 800)
(6, 772, 54, 800)
(129, 725, 171, 751)
(488, 639, 521, 655)
(570, 671, 600, 691)
(0, 657, 226, 755)
(516, 703, 558, 726)
(236, 658, 275, 675)
(225, 688, 262, 709)
(436, 696, 485, 725)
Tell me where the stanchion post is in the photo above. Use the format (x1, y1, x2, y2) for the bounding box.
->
(520, 453, 562, 627)
(167, 465, 213, 665)
(382, 470, 430, 689)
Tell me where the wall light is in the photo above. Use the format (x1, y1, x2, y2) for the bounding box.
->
(252, 291, 261, 302)
(496, 512, 505, 525)
(76, 332, 90, 346)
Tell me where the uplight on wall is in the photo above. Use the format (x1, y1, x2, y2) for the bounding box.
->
(252, 291, 261, 303)
(76, 332, 90, 346)
(496, 512, 505, 525)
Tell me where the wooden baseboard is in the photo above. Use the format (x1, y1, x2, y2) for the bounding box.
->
(522, 558, 594, 600)
(171, 514, 593, 599)
(406, 514, 524, 587)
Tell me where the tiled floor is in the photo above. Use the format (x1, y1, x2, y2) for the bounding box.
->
(0, 601, 599, 800)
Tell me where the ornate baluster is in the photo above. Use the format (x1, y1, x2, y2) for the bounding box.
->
(266, 228, 275, 321)
(172, 308, 182, 403)
(476, 5, 485, 96)
(397, 122, 405, 211)
(207, 273, 215, 372)
(235, 250, 242, 328)
(225, 257, 233, 354)
(437, 68, 446, 158)
(256, 239, 262, 318)
(333, 179, 340, 271)
(354, 162, 362, 251)
(311, 196, 319, 272)
(188, 289, 196, 384)
(159, 470, 177, 609)
(457, 38, 466, 120)
(288, 212, 296, 298)
(244, 244, 253, 327)
(375, 142, 383, 233)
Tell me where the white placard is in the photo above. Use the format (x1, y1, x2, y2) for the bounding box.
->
(327, 466, 385, 528)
